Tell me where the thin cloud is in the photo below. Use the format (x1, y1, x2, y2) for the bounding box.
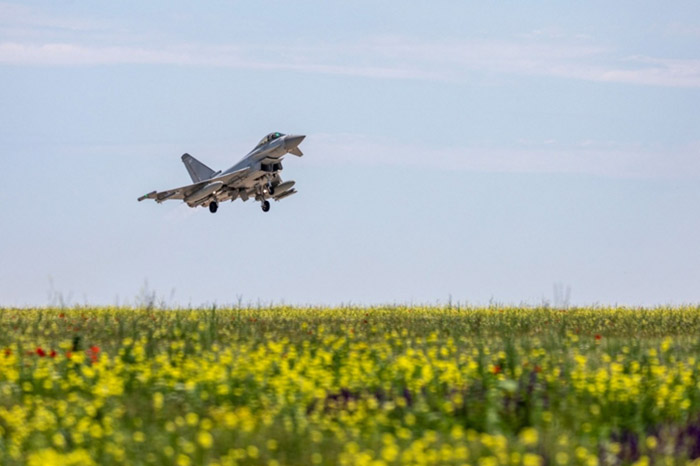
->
(306, 133, 700, 179)
(0, 42, 438, 80)
(1, 38, 699, 88)
(0, 2, 118, 44)
(0, 3, 698, 88)
(342, 39, 700, 87)
(0, 2, 102, 32)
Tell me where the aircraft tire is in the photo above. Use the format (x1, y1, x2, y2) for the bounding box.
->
(268, 185, 275, 196)
(261, 200, 270, 212)
(209, 202, 218, 214)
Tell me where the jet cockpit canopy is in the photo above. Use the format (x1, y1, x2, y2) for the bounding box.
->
(256, 132, 285, 148)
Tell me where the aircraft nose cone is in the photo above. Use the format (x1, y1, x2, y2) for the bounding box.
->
(285, 134, 306, 149)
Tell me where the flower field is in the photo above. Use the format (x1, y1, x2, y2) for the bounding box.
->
(2, 306, 700, 465)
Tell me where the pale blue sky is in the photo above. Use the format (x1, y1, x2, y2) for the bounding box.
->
(1, 1, 699, 307)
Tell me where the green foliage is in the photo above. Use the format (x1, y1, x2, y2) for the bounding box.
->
(1, 306, 700, 465)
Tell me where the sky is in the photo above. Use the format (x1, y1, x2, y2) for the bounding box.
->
(1, 1, 699, 307)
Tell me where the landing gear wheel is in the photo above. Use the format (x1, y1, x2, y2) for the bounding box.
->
(209, 202, 218, 214)
(268, 184, 275, 196)
(261, 200, 270, 212)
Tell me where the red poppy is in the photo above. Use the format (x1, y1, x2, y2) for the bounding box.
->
(595, 334, 602, 341)
(66, 351, 72, 359)
(36, 347, 46, 357)
(58, 313, 65, 318)
(4, 348, 11, 357)
(534, 365, 542, 373)
(492, 365, 502, 374)
(88, 346, 100, 363)
(50, 350, 57, 358)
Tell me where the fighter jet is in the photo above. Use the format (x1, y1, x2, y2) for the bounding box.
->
(138, 132, 305, 213)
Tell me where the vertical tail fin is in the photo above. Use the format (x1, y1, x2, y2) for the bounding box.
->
(181, 153, 216, 183)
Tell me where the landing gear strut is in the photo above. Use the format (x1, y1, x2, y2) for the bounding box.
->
(209, 202, 218, 214)
(261, 200, 270, 212)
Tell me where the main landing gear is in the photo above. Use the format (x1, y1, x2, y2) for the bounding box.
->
(261, 200, 270, 212)
(209, 202, 218, 214)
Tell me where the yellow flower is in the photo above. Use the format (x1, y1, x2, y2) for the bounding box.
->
(645, 436, 658, 449)
(186, 412, 199, 426)
(381, 444, 398, 462)
(197, 431, 213, 449)
(153, 392, 164, 410)
(247, 445, 259, 458)
(52, 433, 66, 448)
(523, 453, 543, 466)
(518, 427, 539, 446)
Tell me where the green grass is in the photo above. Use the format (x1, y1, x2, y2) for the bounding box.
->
(1, 306, 700, 465)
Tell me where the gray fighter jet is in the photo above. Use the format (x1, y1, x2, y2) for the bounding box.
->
(138, 132, 305, 213)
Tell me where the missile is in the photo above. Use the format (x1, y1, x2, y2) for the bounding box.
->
(137, 191, 157, 202)
(274, 188, 297, 201)
(158, 191, 178, 202)
(273, 180, 295, 195)
(184, 181, 224, 204)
